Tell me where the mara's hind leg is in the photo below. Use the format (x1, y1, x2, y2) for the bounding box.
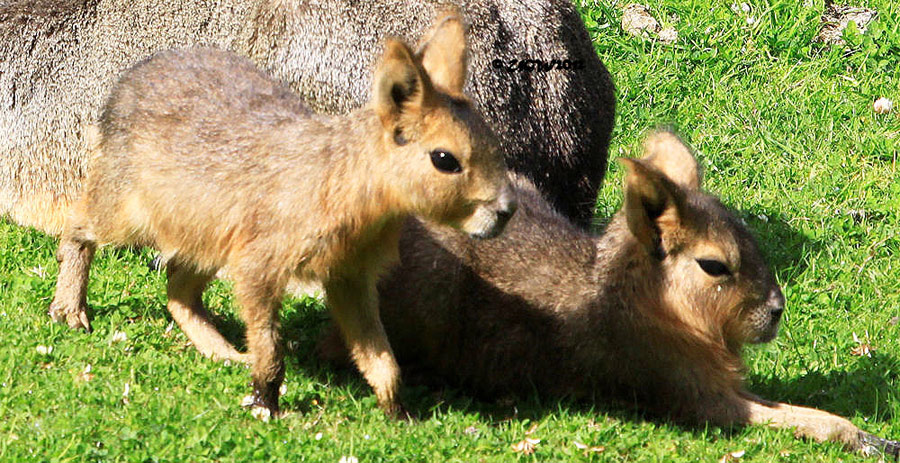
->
(49, 214, 97, 331)
(324, 275, 404, 417)
(166, 263, 249, 364)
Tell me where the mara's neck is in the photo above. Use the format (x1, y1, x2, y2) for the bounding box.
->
(280, 108, 410, 253)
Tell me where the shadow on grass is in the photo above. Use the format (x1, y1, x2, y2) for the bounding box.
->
(89, 292, 249, 350)
(740, 208, 821, 284)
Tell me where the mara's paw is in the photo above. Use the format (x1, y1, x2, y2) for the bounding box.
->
(48, 301, 91, 332)
(859, 431, 900, 458)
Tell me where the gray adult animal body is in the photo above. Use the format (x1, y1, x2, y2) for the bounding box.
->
(0, 0, 614, 233)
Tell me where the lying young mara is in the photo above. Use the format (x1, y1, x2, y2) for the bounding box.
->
(316, 131, 899, 456)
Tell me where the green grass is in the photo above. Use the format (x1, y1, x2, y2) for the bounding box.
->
(2, 1, 899, 461)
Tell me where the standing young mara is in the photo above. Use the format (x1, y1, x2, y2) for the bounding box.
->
(49, 12, 515, 417)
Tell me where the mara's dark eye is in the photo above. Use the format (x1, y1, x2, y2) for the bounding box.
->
(696, 258, 731, 277)
(430, 150, 462, 174)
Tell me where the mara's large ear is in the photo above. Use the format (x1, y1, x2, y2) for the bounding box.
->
(642, 130, 701, 190)
(621, 157, 687, 256)
(372, 39, 430, 135)
(416, 10, 468, 94)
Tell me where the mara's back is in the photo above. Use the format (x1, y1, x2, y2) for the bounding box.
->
(375, 179, 605, 397)
(87, 48, 324, 262)
(99, 47, 312, 175)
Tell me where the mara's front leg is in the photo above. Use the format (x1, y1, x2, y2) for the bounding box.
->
(743, 393, 900, 457)
(324, 275, 404, 417)
(232, 272, 286, 417)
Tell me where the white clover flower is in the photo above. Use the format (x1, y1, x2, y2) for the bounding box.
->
(111, 331, 128, 343)
(874, 97, 893, 114)
(251, 406, 271, 422)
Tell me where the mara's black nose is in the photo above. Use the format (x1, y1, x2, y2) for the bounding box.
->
(494, 186, 517, 227)
(499, 187, 517, 216)
(496, 206, 514, 223)
(767, 287, 785, 320)
(770, 306, 784, 320)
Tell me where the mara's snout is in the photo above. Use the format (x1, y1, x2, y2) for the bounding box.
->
(743, 286, 785, 344)
(754, 286, 785, 343)
(461, 182, 517, 239)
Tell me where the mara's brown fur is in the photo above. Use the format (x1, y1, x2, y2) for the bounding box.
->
(315, 132, 899, 455)
(49, 13, 516, 416)
(0, 0, 613, 231)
